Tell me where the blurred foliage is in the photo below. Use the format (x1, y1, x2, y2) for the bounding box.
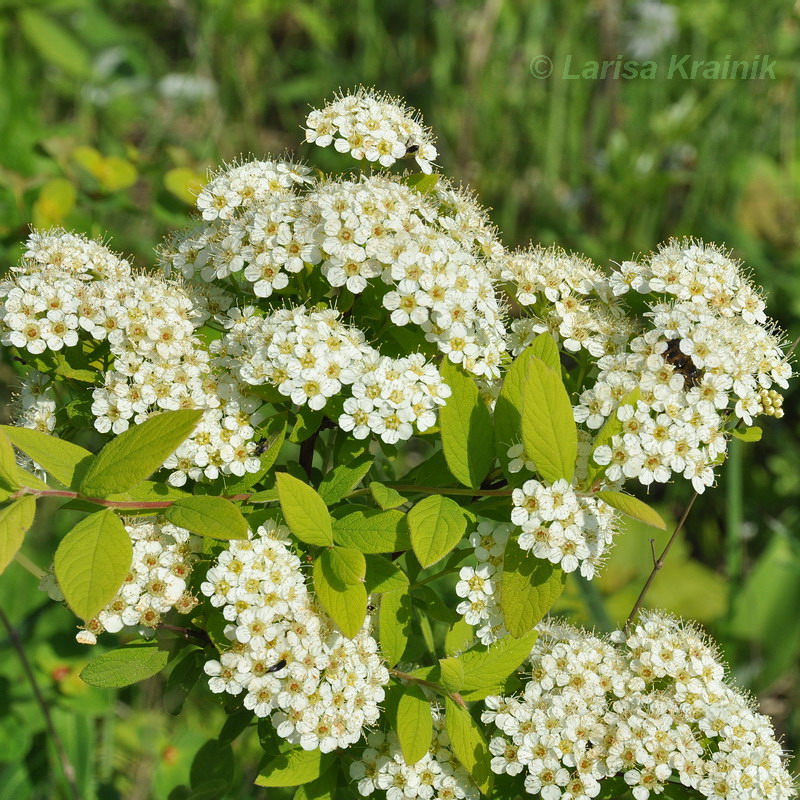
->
(0, 0, 799, 796)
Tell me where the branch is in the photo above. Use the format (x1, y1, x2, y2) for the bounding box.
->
(624, 492, 698, 629)
(0, 607, 81, 800)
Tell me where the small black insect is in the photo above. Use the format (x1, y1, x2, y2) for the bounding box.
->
(367, 604, 376, 613)
(405, 143, 420, 155)
(663, 338, 702, 388)
(254, 437, 270, 456)
(266, 659, 287, 674)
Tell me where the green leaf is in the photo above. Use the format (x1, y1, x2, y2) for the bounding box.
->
(33, 177, 77, 228)
(190, 738, 234, 795)
(438, 657, 465, 692)
(164, 167, 206, 205)
(1, 425, 93, 489)
(108, 481, 191, 505)
(379, 589, 411, 665)
(408, 495, 469, 568)
(0, 431, 20, 492)
(438, 360, 495, 488)
(326, 546, 366, 585)
(401, 449, 458, 487)
(595, 491, 666, 530)
(255, 748, 333, 787)
(499, 547, 566, 638)
(332, 509, 410, 553)
(521, 356, 577, 484)
(289, 407, 325, 443)
(18, 9, 91, 78)
(313, 549, 367, 637)
(276, 473, 333, 546)
(444, 618, 474, 656)
(318, 452, 373, 505)
(15, 466, 49, 491)
(54, 509, 133, 621)
(369, 481, 406, 510)
(404, 173, 440, 193)
(732, 426, 763, 442)
(364, 554, 409, 593)
(455, 630, 538, 700)
(80, 644, 169, 688)
(392, 684, 432, 765)
(494, 335, 560, 481)
(293, 771, 337, 800)
(444, 697, 492, 795)
(79, 410, 204, 496)
(0, 496, 36, 575)
(164, 650, 205, 715)
(165, 496, 249, 540)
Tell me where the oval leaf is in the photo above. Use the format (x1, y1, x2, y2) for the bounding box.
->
(521, 357, 577, 484)
(313, 549, 367, 637)
(408, 495, 469, 568)
(595, 490, 666, 530)
(256, 748, 333, 788)
(394, 684, 433, 765)
(80, 644, 169, 688)
(379, 589, 411, 665)
(332, 509, 410, 553)
(79, 409, 204, 497)
(327, 546, 366, 585)
(318, 453, 374, 505)
(276, 472, 333, 547)
(54, 509, 133, 621)
(165, 496, 249, 540)
(444, 697, 492, 795)
(1, 425, 93, 489)
(364, 554, 409, 594)
(439, 360, 495, 489)
(0, 496, 36, 575)
(499, 547, 565, 638)
(369, 482, 406, 510)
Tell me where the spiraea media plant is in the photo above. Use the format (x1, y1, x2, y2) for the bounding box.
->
(0, 88, 795, 799)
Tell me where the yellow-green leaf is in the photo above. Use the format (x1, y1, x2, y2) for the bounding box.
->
(332, 509, 410, 553)
(439, 360, 495, 489)
(326, 546, 366, 585)
(0, 431, 20, 491)
(732, 426, 763, 442)
(520, 357, 577, 484)
(500, 547, 565, 638)
(369, 482, 406, 510)
(313, 549, 367, 637)
(18, 9, 91, 78)
(595, 491, 666, 530)
(80, 644, 169, 688)
(276, 473, 333, 547)
(164, 167, 205, 205)
(54, 509, 133, 621)
(33, 178, 76, 228)
(1, 425, 93, 489)
(165, 496, 249, 540)
(79, 409, 203, 497)
(0, 496, 36, 575)
(393, 684, 432, 765)
(408, 495, 469, 568)
(379, 589, 411, 665)
(444, 697, 492, 795)
(255, 748, 333, 788)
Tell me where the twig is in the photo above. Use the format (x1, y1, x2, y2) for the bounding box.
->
(625, 492, 698, 629)
(299, 430, 319, 480)
(0, 607, 81, 800)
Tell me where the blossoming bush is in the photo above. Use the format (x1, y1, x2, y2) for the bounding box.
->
(0, 88, 795, 799)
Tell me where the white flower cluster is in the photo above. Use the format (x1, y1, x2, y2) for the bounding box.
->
(500, 246, 631, 358)
(350, 708, 479, 799)
(0, 230, 264, 487)
(511, 478, 619, 579)
(213, 305, 451, 444)
(484, 611, 797, 800)
(200, 522, 389, 752)
(577, 241, 791, 493)
(455, 520, 513, 645)
(14, 370, 58, 433)
(77, 518, 196, 644)
(305, 88, 438, 174)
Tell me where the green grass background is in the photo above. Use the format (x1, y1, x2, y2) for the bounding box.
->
(0, 1, 798, 797)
